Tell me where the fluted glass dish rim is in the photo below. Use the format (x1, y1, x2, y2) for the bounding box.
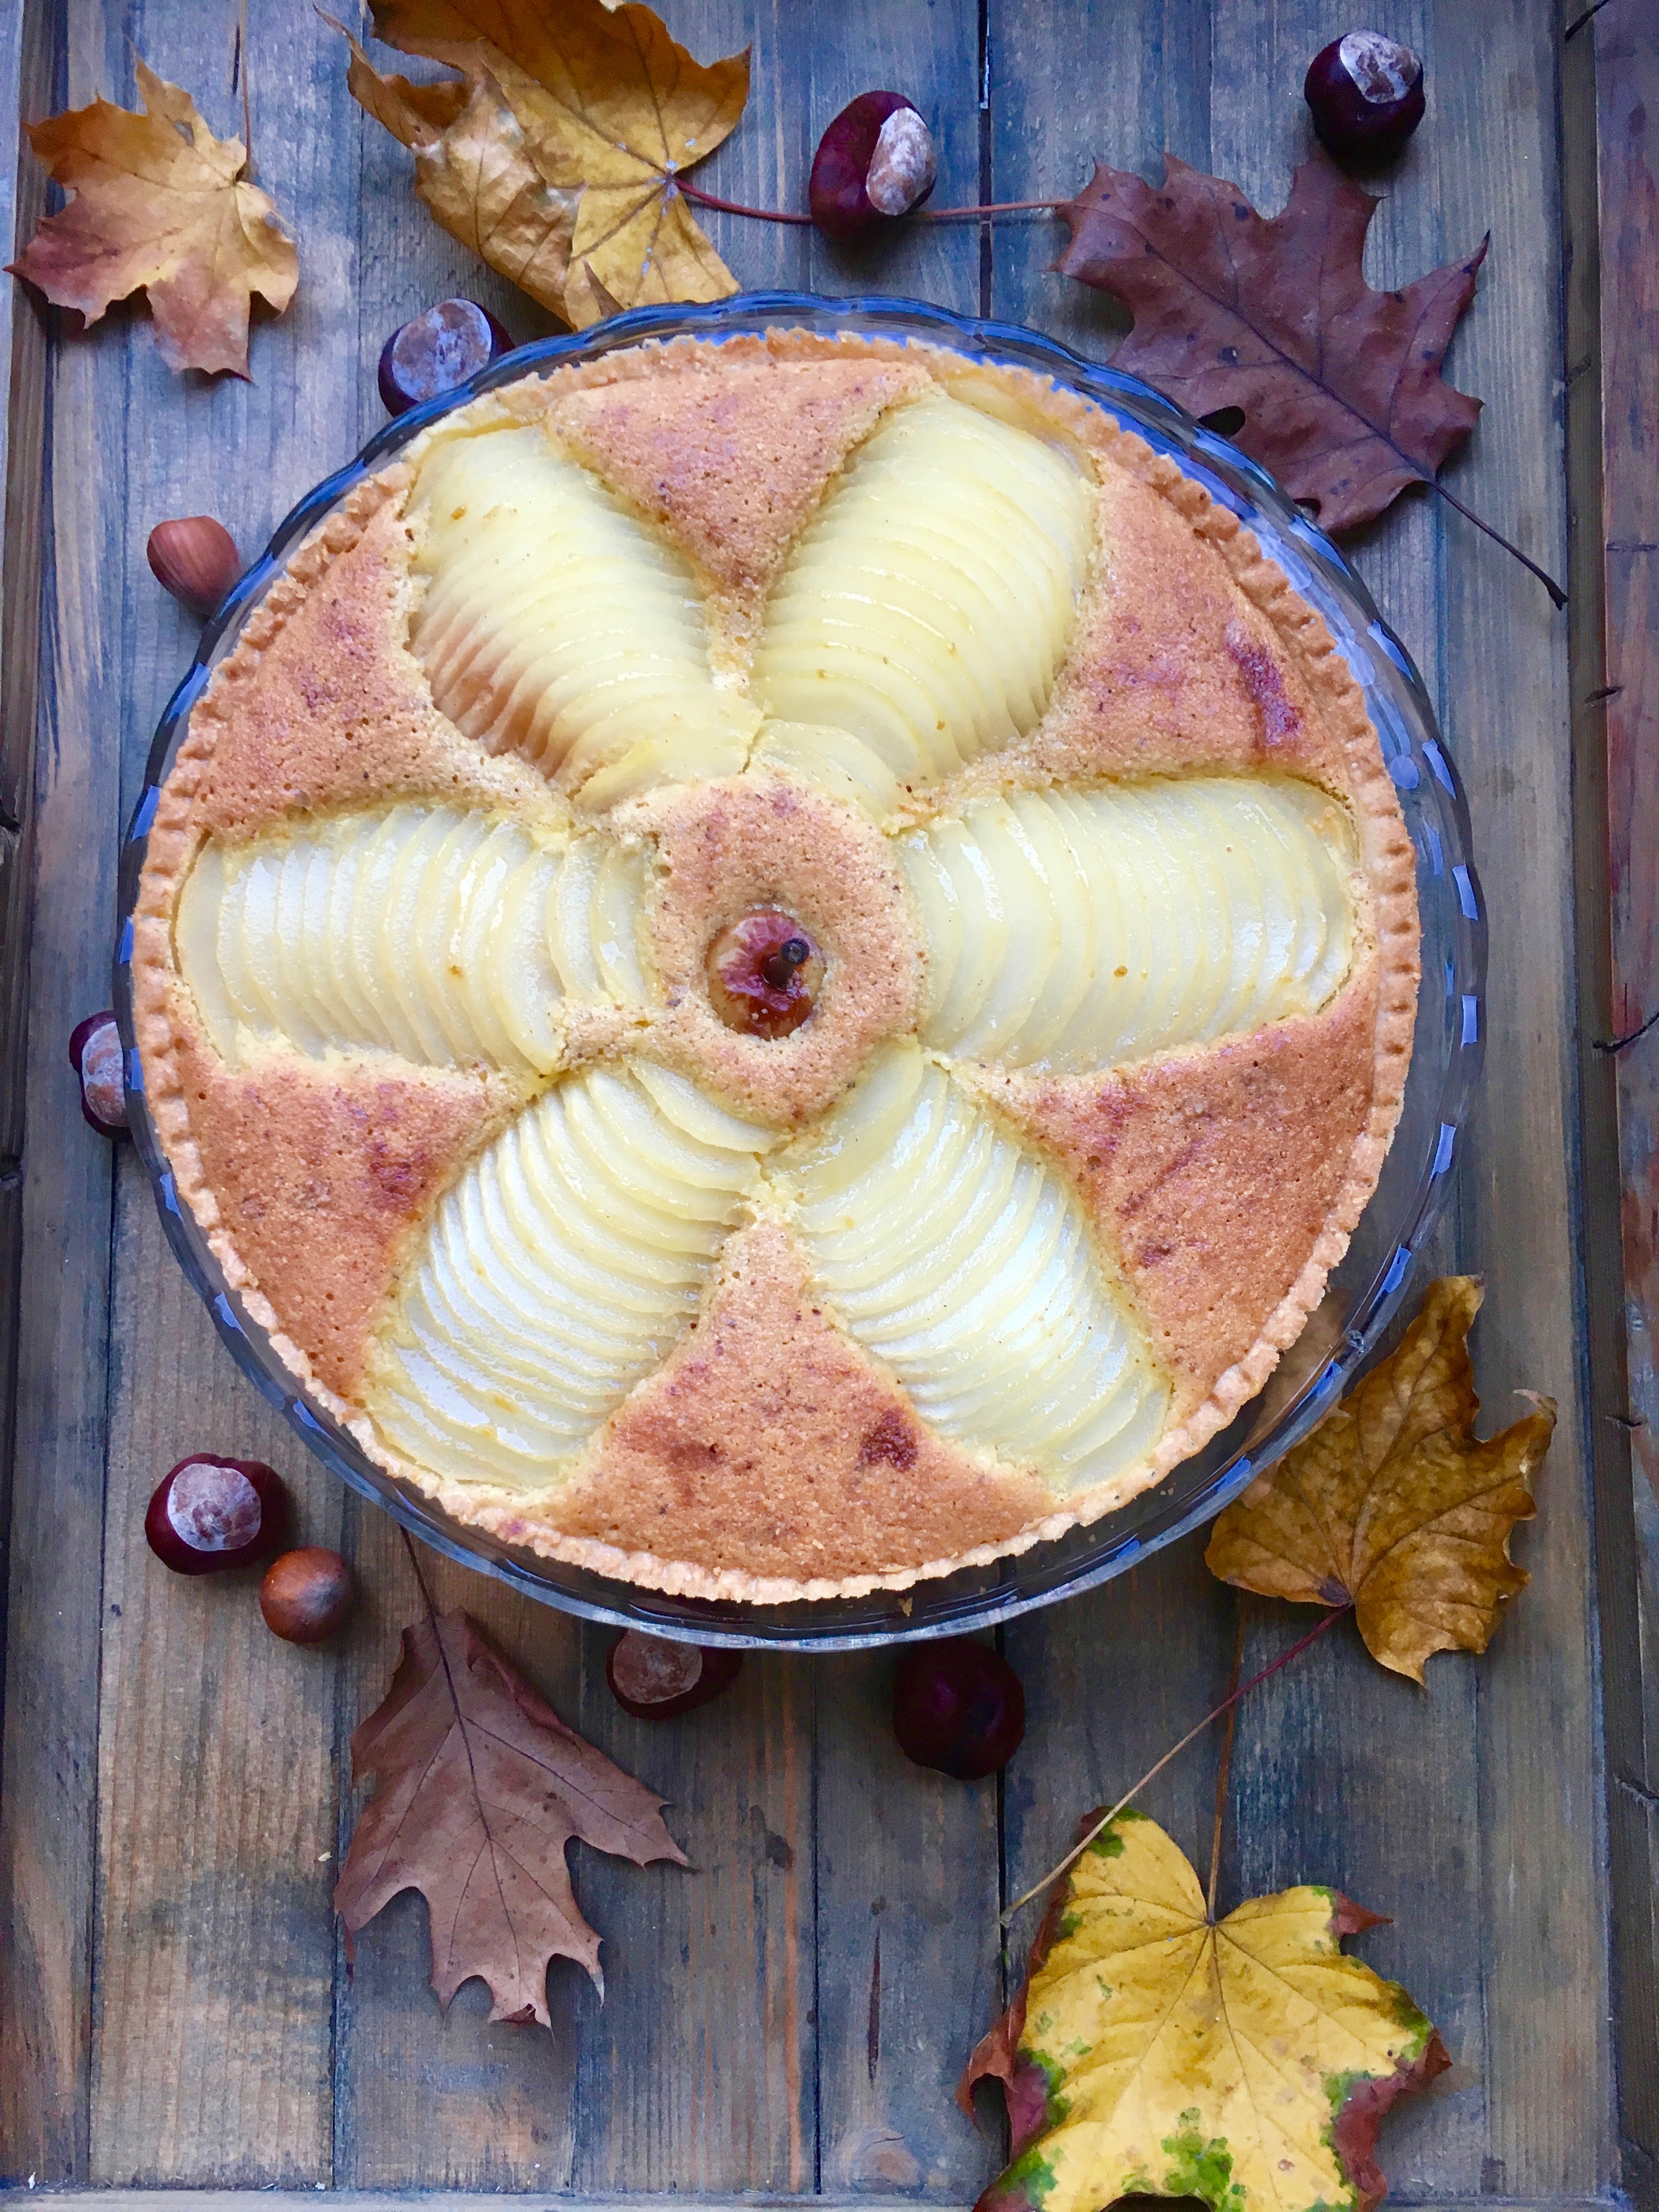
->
(114, 291, 1486, 1652)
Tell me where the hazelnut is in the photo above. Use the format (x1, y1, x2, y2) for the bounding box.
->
(259, 1547, 354, 1644)
(147, 515, 240, 619)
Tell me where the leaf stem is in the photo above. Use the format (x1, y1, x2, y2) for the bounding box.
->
(1425, 477, 1567, 608)
(925, 199, 1064, 219)
(1206, 1602, 1248, 1922)
(1001, 1601, 1352, 1922)
(673, 179, 1062, 226)
(673, 178, 814, 225)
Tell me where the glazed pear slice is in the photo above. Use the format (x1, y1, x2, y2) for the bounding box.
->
(364, 1063, 777, 1489)
(173, 805, 648, 1071)
(410, 424, 759, 803)
(900, 777, 1357, 1072)
(752, 392, 1093, 791)
(770, 1043, 1170, 1493)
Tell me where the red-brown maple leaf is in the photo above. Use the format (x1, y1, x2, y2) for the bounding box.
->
(335, 1607, 685, 2028)
(1057, 148, 1485, 535)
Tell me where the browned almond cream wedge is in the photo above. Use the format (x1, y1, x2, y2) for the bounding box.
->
(131, 329, 1419, 1603)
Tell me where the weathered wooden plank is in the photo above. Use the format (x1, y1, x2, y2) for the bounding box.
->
(78, 0, 360, 2184)
(0, 0, 126, 2174)
(1567, 0, 1659, 2184)
(329, 1523, 584, 2192)
(1427, 1, 1606, 2193)
(330, 2, 797, 2189)
(92, 1209, 342, 2185)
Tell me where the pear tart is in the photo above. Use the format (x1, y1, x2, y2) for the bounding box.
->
(131, 330, 1419, 1602)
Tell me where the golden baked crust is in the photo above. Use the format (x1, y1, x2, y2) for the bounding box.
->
(131, 327, 1420, 1602)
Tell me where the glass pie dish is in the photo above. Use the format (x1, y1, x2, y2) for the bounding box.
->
(114, 292, 1485, 1652)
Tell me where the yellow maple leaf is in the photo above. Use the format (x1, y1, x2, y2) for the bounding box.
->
(7, 60, 297, 377)
(350, 0, 748, 325)
(961, 1811, 1449, 2212)
(1206, 1276, 1554, 1681)
(343, 36, 578, 317)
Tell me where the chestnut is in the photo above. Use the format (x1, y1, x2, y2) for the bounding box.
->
(69, 1011, 128, 1137)
(1304, 31, 1425, 161)
(607, 1629, 742, 1719)
(892, 1638, 1025, 1780)
(809, 91, 937, 242)
(378, 299, 514, 415)
(145, 1454, 289, 1576)
(259, 1547, 354, 1644)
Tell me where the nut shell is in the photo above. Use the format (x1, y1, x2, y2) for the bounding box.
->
(379, 299, 514, 416)
(147, 516, 241, 619)
(1304, 31, 1425, 160)
(69, 1011, 128, 1137)
(810, 91, 936, 242)
(144, 1455, 290, 1576)
(259, 1547, 354, 1643)
(892, 1638, 1025, 1779)
(607, 1629, 743, 1718)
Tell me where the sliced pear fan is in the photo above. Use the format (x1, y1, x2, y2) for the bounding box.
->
(752, 393, 1094, 791)
(365, 1064, 778, 1488)
(410, 425, 760, 802)
(901, 777, 1357, 1071)
(771, 1045, 1170, 1493)
(173, 805, 651, 1071)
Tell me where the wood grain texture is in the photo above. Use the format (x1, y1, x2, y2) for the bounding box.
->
(0, 0, 1647, 2197)
(1, 0, 123, 2174)
(1568, 0, 1659, 2187)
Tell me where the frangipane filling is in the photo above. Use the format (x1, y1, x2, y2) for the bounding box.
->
(170, 382, 1362, 1511)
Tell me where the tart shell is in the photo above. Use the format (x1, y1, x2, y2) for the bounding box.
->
(131, 328, 1420, 1605)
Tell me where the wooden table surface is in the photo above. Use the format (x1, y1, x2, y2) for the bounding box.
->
(1, 0, 1654, 2204)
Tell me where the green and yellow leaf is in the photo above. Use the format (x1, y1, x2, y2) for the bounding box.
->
(961, 1812, 1449, 2212)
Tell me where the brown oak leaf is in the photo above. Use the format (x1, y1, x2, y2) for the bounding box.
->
(7, 60, 297, 377)
(1206, 1276, 1554, 1681)
(335, 1606, 685, 2027)
(1056, 149, 1484, 534)
(348, 0, 747, 324)
(960, 1809, 1449, 2212)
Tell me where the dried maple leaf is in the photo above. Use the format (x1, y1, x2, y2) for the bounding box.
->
(1056, 149, 1483, 537)
(349, 0, 747, 324)
(961, 1809, 1449, 2212)
(343, 32, 579, 317)
(1206, 1276, 1554, 1682)
(7, 60, 297, 378)
(335, 1606, 685, 2027)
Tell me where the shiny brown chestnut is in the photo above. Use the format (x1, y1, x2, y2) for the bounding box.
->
(69, 1011, 128, 1137)
(809, 91, 938, 242)
(379, 299, 514, 415)
(607, 1629, 743, 1719)
(1304, 31, 1425, 161)
(145, 1454, 290, 1576)
(892, 1638, 1025, 1780)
